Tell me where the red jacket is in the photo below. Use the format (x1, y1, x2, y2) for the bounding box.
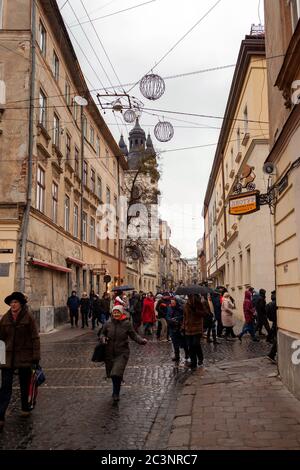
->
(142, 298, 156, 324)
(243, 290, 255, 323)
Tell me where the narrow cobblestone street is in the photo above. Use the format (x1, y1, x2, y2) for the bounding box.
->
(0, 326, 271, 450)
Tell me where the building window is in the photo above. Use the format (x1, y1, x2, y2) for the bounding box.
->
(39, 89, 47, 128)
(66, 133, 71, 161)
(52, 51, 59, 81)
(225, 163, 228, 180)
(113, 160, 116, 178)
(232, 258, 236, 288)
(83, 116, 87, 138)
(96, 136, 100, 157)
(230, 147, 234, 170)
(90, 217, 95, 245)
(83, 269, 87, 291)
(90, 126, 94, 147)
(106, 186, 111, 205)
(73, 99, 78, 122)
(91, 168, 95, 193)
(114, 239, 117, 257)
(83, 161, 88, 186)
(53, 113, 60, 147)
(105, 148, 109, 168)
(65, 81, 71, 106)
(51, 182, 58, 223)
(290, 0, 300, 31)
(243, 105, 248, 134)
(82, 212, 87, 242)
(64, 195, 70, 232)
(36, 166, 45, 212)
(74, 203, 78, 238)
(39, 21, 46, 55)
(74, 146, 79, 175)
(246, 247, 251, 285)
(237, 128, 241, 151)
(97, 176, 102, 200)
(114, 195, 117, 210)
(239, 253, 243, 286)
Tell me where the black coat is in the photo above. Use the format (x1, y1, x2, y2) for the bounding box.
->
(80, 298, 90, 314)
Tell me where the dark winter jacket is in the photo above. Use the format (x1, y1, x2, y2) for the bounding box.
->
(130, 295, 142, 325)
(0, 306, 40, 369)
(80, 298, 90, 314)
(67, 295, 80, 312)
(243, 290, 255, 324)
(166, 303, 185, 349)
(100, 319, 145, 378)
(155, 298, 170, 319)
(266, 300, 277, 325)
(183, 298, 205, 336)
(211, 292, 221, 321)
(256, 289, 267, 319)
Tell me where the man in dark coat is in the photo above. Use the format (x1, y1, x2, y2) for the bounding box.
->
(99, 305, 147, 402)
(79, 292, 90, 328)
(0, 292, 40, 430)
(211, 291, 223, 338)
(255, 289, 271, 336)
(67, 291, 80, 328)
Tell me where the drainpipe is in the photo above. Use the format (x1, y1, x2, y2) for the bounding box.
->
(117, 156, 121, 284)
(20, 1, 36, 292)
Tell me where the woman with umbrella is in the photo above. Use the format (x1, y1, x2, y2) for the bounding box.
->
(166, 297, 189, 364)
(183, 293, 206, 371)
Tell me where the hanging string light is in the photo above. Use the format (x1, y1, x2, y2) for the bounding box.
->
(154, 120, 174, 142)
(139, 73, 165, 101)
(123, 109, 136, 123)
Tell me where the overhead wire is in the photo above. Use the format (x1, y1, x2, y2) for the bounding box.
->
(126, 0, 223, 93)
(68, 0, 157, 28)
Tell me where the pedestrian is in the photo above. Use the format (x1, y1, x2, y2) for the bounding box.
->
(166, 298, 189, 364)
(238, 290, 259, 342)
(130, 293, 143, 332)
(267, 291, 277, 362)
(79, 292, 90, 328)
(91, 294, 103, 329)
(221, 292, 236, 340)
(255, 289, 271, 337)
(100, 292, 111, 321)
(204, 293, 219, 344)
(67, 290, 80, 328)
(99, 305, 147, 403)
(183, 294, 205, 371)
(0, 292, 40, 431)
(211, 290, 223, 338)
(155, 293, 169, 341)
(142, 293, 156, 335)
(113, 290, 125, 307)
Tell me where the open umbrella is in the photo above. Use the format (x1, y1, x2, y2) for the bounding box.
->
(111, 285, 135, 292)
(175, 285, 212, 296)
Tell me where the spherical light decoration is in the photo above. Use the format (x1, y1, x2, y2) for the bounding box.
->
(139, 73, 165, 101)
(154, 121, 174, 142)
(123, 109, 136, 123)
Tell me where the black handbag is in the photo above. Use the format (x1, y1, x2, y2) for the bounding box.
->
(91, 342, 106, 362)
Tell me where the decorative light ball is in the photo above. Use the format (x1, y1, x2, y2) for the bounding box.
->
(139, 73, 165, 101)
(154, 121, 174, 142)
(123, 109, 136, 123)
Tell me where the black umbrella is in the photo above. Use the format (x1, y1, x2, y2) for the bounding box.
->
(175, 285, 211, 296)
(111, 285, 135, 292)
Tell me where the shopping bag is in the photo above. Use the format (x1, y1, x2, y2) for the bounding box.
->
(91, 342, 106, 362)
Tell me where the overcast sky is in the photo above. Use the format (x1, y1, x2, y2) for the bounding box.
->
(58, 0, 264, 258)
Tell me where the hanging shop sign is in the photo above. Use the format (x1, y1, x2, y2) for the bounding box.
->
(229, 191, 260, 216)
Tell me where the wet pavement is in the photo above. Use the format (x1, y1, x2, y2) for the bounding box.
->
(0, 326, 270, 450)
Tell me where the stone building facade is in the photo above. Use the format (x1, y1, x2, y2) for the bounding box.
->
(203, 33, 275, 318)
(264, 0, 300, 399)
(0, 0, 126, 324)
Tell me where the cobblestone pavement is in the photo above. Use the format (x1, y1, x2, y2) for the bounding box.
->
(167, 357, 300, 450)
(0, 325, 270, 450)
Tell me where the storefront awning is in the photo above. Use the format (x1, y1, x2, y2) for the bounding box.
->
(66, 256, 85, 266)
(29, 257, 72, 273)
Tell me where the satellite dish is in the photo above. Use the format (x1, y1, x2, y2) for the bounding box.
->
(74, 96, 88, 107)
